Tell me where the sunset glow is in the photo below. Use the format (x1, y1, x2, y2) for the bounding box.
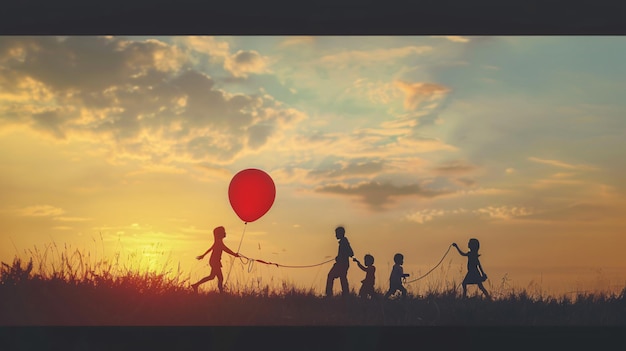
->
(1, 36, 625, 297)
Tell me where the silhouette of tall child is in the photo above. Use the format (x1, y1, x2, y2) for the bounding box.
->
(191, 226, 240, 293)
(325, 226, 354, 297)
(452, 238, 491, 299)
(384, 253, 410, 299)
(353, 254, 377, 299)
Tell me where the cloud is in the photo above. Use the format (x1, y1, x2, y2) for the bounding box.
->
(405, 205, 533, 224)
(454, 178, 476, 187)
(347, 79, 401, 105)
(271, 167, 313, 185)
(0, 37, 308, 168)
(13, 205, 65, 217)
(319, 46, 432, 66)
(518, 202, 619, 223)
(443, 36, 470, 43)
(443, 187, 513, 199)
(308, 160, 385, 179)
(530, 178, 585, 189)
(289, 132, 457, 161)
(529, 171, 589, 189)
(179, 36, 230, 60)
(53, 216, 93, 222)
(0, 37, 186, 94)
(475, 206, 534, 220)
(31, 109, 71, 139)
(551, 172, 577, 179)
(179, 38, 270, 78)
(433, 160, 476, 175)
(528, 157, 598, 171)
(279, 36, 315, 47)
(405, 208, 468, 224)
(315, 181, 452, 211)
(405, 209, 445, 224)
(224, 50, 270, 78)
(394, 80, 451, 111)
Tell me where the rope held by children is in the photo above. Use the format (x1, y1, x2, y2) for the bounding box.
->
(404, 244, 453, 284)
(237, 253, 335, 273)
(224, 223, 333, 288)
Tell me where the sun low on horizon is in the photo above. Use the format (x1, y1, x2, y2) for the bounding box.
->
(1, 36, 625, 297)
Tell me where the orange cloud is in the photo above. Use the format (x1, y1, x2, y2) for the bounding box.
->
(528, 157, 598, 171)
(394, 80, 450, 111)
(12, 205, 65, 217)
(319, 46, 432, 66)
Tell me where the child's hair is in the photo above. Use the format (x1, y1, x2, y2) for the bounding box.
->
(468, 238, 480, 252)
(364, 254, 374, 266)
(213, 226, 225, 238)
(393, 253, 404, 264)
(335, 226, 345, 237)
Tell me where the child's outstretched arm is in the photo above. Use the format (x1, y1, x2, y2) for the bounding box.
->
(222, 244, 240, 258)
(452, 243, 468, 256)
(399, 266, 409, 278)
(197, 244, 214, 260)
(352, 258, 366, 271)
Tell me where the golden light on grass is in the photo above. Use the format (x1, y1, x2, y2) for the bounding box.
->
(2, 240, 626, 326)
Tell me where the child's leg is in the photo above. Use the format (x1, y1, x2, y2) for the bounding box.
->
(366, 285, 376, 299)
(339, 272, 349, 297)
(399, 286, 407, 298)
(384, 288, 394, 299)
(192, 269, 218, 290)
(477, 282, 491, 299)
(193, 276, 210, 286)
(325, 264, 339, 297)
(462, 283, 468, 298)
(384, 290, 391, 298)
(216, 268, 224, 292)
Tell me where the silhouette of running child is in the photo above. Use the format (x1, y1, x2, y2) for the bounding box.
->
(452, 238, 491, 300)
(191, 226, 240, 293)
(325, 226, 354, 297)
(353, 254, 377, 299)
(384, 253, 410, 299)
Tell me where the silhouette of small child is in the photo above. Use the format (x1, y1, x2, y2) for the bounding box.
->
(191, 226, 239, 293)
(452, 238, 491, 300)
(384, 253, 410, 299)
(353, 254, 377, 299)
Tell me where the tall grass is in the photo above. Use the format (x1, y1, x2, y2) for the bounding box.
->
(1, 241, 625, 325)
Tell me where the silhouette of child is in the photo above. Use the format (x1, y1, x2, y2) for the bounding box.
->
(353, 254, 377, 299)
(191, 226, 240, 293)
(325, 226, 354, 297)
(384, 253, 410, 299)
(452, 238, 491, 300)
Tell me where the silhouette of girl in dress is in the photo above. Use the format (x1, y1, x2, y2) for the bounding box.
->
(453, 238, 491, 300)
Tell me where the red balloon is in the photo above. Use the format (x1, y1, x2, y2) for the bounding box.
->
(228, 168, 276, 223)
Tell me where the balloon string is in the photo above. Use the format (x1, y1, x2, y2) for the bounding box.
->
(235, 222, 248, 254)
(224, 222, 247, 291)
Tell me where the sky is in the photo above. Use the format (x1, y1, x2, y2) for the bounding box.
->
(1, 36, 625, 297)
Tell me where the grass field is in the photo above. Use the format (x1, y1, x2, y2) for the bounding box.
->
(1, 244, 625, 326)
